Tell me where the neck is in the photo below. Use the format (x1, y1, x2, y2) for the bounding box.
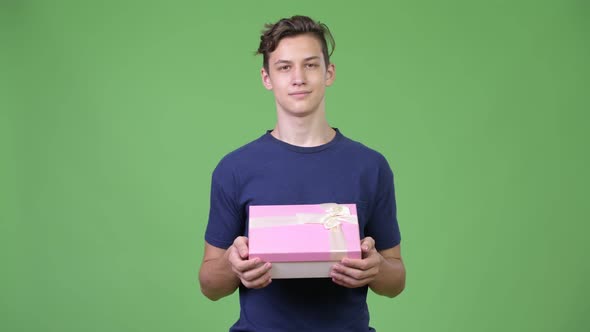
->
(271, 109, 335, 147)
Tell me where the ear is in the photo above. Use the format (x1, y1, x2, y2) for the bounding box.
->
(325, 63, 336, 87)
(261, 68, 273, 90)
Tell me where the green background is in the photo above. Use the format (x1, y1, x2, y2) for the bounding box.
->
(2, 0, 588, 331)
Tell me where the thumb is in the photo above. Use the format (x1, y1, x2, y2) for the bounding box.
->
(361, 237, 375, 252)
(234, 236, 249, 259)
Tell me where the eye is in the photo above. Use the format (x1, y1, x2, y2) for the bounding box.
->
(278, 65, 291, 71)
(305, 63, 319, 69)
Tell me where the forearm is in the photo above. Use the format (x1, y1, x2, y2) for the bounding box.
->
(369, 255, 406, 298)
(199, 250, 241, 301)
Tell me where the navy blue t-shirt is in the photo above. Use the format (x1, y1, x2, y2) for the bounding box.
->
(205, 129, 401, 332)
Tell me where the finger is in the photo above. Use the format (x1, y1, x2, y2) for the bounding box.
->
(228, 245, 261, 273)
(330, 269, 372, 288)
(336, 255, 381, 277)
(241, 264, 273, 289)
(332, 263, 374, 280)
(227, 245, 245, 265)
(244, 273, 272, 289)
(233, 236, 249, 259)
(339, 257, 372, 271)
(360, 236, 375, 252)
(232, 256, 264, 273)
(241, 262, 272, 282)
(341, 254, 382, 276)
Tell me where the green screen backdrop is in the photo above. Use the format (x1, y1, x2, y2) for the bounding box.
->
(1, 0, 588, 331)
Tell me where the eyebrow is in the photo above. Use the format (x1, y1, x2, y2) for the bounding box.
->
(273, 56, 321, 65)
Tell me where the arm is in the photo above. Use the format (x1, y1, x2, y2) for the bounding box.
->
(330, 237, 406, 298)
(367, 244, 405, 297)
(199, 237, 272, 301)
(199, 242, 240, 301)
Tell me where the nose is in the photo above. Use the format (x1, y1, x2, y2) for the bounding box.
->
(291, 66, 306, 86)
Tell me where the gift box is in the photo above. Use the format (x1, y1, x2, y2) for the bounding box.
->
(248, 203, 362, 279)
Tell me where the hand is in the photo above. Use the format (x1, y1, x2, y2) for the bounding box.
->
(330, 236, 381, 288)
(227, 236, 272, 289)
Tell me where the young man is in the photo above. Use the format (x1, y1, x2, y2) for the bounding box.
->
(199, 15, 405, 331)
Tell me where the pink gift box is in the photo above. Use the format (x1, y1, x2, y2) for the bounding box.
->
(248, 203, 362, 279)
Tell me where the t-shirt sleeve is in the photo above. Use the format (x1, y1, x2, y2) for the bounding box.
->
(365, 155, 401, 251)
(204, 158, 244, 249)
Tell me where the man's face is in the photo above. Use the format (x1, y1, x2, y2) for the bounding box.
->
(261, 34, 336, 117)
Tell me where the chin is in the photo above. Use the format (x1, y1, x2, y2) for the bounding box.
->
(290, 104, 320, 116)
(277, 102, 320, 117)
(288, 109, 316, 117)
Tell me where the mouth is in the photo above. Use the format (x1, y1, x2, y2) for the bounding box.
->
(289, 91, 312, 98)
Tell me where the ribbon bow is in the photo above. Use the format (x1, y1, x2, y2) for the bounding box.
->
(296, 203, 357, 230)
(319, 204, 353, 229)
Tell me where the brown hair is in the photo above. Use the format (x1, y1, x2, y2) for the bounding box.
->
(256, 15, 335, 73)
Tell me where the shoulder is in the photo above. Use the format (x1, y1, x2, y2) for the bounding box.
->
(212, 133, 272, 177)
(338, 134, 392, 170)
